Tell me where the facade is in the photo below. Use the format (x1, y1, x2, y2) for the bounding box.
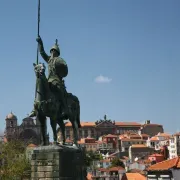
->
(129, 144, 154, 161)
(97, 141, 114, 154)
(78, 137, 97, 152)
(57, 115, 145, 142)
(90, 166, 126, 180)
(147, 132, 170, 151)
(57, 116, 164, 143)
(4, 112, 49, 145)
(168, 132, 180, 159)
(140, 120, 164, 137)
(147, 136, 160, 150)
(101, 134, 118, 150)
(119, 132, 149, 152)
(148, 153, 164, 163)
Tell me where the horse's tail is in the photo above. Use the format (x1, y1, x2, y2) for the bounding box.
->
(76, 99, 81, 128)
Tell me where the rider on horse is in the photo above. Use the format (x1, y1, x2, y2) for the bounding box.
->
(29, 36, 69, 117)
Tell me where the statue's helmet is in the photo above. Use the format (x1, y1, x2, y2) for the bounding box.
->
(50, 39, 60, 56)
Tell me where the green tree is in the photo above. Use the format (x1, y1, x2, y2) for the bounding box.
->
(110, 157, 125, 168)
(0, 140, 31, 179)
(85, 150, 103, 167)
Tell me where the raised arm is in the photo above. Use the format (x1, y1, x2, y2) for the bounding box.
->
(36, 36, 50, 63)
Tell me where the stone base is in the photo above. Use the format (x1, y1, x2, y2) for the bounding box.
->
(31, 145, 87, 180)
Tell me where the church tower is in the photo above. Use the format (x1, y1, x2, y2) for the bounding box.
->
(5, 112, 18, 141)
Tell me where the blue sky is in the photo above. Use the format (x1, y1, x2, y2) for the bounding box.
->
(0, 0, 179, 136)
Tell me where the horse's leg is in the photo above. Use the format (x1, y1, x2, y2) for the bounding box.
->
(37, 113, 47, 146)
(70, 117, 79, 146)
(50, 117, 57, 144)
(57, 118, 66, 145)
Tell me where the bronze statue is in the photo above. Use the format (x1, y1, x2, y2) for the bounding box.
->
(30, 37, 81, 146)
(30, 37, 68, 117)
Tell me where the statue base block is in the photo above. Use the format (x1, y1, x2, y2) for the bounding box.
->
(31, 145, 87, 180)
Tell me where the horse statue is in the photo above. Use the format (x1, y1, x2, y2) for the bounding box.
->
(33, 62, 80, 146)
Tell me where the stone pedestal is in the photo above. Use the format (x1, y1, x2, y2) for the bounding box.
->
(31, 145, 87, 180)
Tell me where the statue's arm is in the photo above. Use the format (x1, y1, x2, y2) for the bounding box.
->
(39, 43, 50, 63)
(37, 36, 50, 63)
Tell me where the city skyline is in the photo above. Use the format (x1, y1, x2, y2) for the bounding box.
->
(0, 0, 180, 137)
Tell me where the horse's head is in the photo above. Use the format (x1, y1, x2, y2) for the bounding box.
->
(33, 63, 46, 78)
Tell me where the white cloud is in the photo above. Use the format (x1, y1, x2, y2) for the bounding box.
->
(94, 75, 112, 83)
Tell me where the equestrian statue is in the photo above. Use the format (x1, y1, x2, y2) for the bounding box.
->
(30, 36, 81, 146)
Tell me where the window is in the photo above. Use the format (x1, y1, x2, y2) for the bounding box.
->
(10, 121, 13, 127)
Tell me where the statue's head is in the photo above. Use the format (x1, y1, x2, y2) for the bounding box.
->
(50, 39, 60, 57)
(33, 63, 46, 77)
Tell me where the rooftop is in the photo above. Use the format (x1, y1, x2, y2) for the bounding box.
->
(131, 144, 148, 148)
(65, 121, 142, 127)
(122, 173, 146, 180)
(104, 134, 118, 138)
(148, 156, 180, 171)
(150, 136, 159, 141)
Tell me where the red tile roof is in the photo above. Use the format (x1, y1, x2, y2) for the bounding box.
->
(65, 121, 141, 127)
(108, 166, 125, 171)
(66, 122, 95, 127)
(115, 122, 141, 126)
(121, 138, 146, 142)
(157, 133, 171, 137)
(143, 123, 162, 127)
(150, 136, 159, 141)
(131, 144, 147, 148)
(122, 173, 146, 180)
(148, 156, 180, 171)
(104, 134, 118, 138)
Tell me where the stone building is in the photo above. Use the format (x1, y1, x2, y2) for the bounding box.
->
(57, 116, 164, 143)
(140, 120, 164, 137)
(57, 115, 142, 142)
(4, 112, 49, 145)
(129, 144, 154, 162)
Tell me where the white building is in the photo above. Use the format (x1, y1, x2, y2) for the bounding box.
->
(147, 133, 170, 151)
(169, 136, 177, 159)
(168, 133, 180, 159)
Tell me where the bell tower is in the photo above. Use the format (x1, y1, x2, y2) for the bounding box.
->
(5, 111, 18, 140)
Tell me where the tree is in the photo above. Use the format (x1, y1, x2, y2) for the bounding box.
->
(85, 150, 103, 167)
(0, 140, 31, 179)
(110, 157, 125, 168)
